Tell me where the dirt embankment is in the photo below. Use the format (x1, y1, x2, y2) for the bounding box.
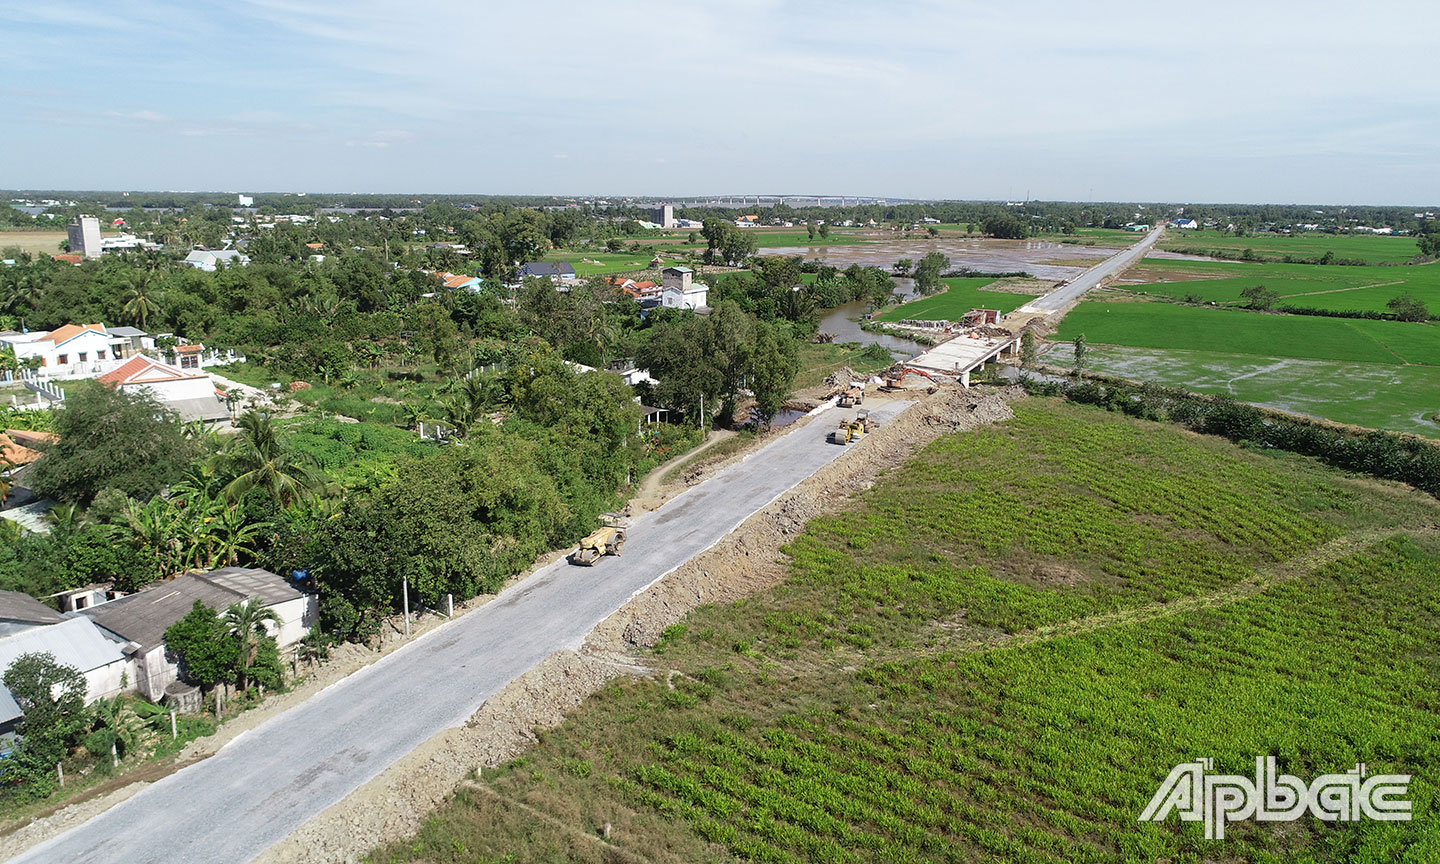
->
(254, 385, 1022, 864)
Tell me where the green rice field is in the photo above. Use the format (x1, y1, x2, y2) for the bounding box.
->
(1068, 345, 1440, 437)
(1158, 231, 1423, 264)
(1122, 258, 1440, 314)
(877, 278, 1036, 321)
(1056, 301, 1437, 366)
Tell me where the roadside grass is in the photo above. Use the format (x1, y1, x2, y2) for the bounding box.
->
(660, 431, 758, 485)
(875, 277, 1036, 322)
(368, 401, 1440, 864)
(1073, 345, 1440, 438)
(792, 342, 896, 391)
(0, 702, 218, 831)
(1055, 300, 1437, 365)
(1158, 231, 1422, 264)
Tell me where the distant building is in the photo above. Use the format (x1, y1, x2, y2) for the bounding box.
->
(183, 249, 251, 272)
(649, 204, 676, 229)
(517, 261, 577, 283)
(1170, 218, 1199, 230)
(67, 216, 102, 259)
(237, 193, 254, 207)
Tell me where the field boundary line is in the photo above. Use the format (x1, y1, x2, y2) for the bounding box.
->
(458, 779, 661, 864)
(938, 528, 1413, 656)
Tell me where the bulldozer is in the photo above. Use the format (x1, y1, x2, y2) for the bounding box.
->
(837, 384, 864, 408)
(569, 525, 626, 566)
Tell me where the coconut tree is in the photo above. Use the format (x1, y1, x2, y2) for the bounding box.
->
(0, 454, 13, 504)
(209, 506, 271, 567)
(122, 279, 162, 329)
(222, 598, 281, 692)
(220, 411, 321, 506)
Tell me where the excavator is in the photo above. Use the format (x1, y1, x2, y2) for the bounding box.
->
(569, 516, 627, 565)
(882, 366, 937, 390)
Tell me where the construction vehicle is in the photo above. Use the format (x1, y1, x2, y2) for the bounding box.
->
(830, 412, 874, 445)
(569, 519, 627, 566)
(838, 384, 864, 407)
(882, 367, 937, 390)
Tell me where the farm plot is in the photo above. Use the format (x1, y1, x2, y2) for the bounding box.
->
(1119, 259, 1440, 313)
(876, 277, 1036, 322)
(1073, 345, 1440, 437)
(1158, 231, 1422, 264)
(1055, 301, 1433, 365)
(371, 402, 1440, 864)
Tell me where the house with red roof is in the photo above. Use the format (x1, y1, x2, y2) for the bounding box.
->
(96, 354, 230, 422)
(0, 323, 138, 379)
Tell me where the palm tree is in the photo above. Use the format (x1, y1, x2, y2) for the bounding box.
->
(5, 273, 43, 312)
(221, 411, 321, 506)
(223, 599, 281, 692)
(123, 496, 187, 580)
(122, 279, 162, 328)
(209, 507, 271, 567)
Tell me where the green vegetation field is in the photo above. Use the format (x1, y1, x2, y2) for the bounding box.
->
(371, 401, 1440, 864)
(1034, 227, 1146, 248)
(1056, 301, 1438, 366)
(1123, 258, 1440, 313)
(1159, 231, 1422, 264)
(877, 278, 1036, 322)
(1073, 346, 1440, 437)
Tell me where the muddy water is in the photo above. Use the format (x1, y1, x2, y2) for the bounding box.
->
(769, 237, 1113, 281)
(816, 300, 924, 361)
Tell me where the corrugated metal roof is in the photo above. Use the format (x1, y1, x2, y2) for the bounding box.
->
(0, 590, 65, 626)
(81, 578, 242, 651)
(80, 568, 298, 650)
(197, 568, 302, 607)
(0, 617, 126, 677)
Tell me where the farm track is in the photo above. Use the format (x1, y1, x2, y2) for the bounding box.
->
(939, 527, 1427, 657)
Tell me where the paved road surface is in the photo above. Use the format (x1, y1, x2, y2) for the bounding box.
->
(11, 401, 913, 864)
(1017, 227, 1164, 313)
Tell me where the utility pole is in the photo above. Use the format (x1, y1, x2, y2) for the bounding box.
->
(402, 574, 411, 638)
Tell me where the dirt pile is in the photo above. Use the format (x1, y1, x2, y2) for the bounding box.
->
(590, 385, 1020, 650)
(823, 366, 864, 388)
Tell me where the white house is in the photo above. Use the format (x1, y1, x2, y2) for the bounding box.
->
(660, 266, 709, 310)
(0, 616, 131, 739)
(96, 354, 230, 423)
(0, 323, 135, 379)
(1170, 218, 1199, 230)
(79, 567, 316, 702)
(183, 249, 251, 272)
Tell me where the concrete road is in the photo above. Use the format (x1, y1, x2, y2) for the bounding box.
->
(11, 401, 913, 864)
(1017, 227, 1164, 314)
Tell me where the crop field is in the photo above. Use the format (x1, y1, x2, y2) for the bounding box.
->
(540, 251, 672, 276)
(1056, 301, 1438, 366)
(1120, 258, 1440, 313)
(371, 401, 1440, 864)
(1034, 227, 1146, 248)
(876, 278, 1036, 322)
(0, 229, 69, 257)
(1158, 231, 1422, 264)
(1070, 345, 1440, 437)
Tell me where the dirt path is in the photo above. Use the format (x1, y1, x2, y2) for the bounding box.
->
(628, 429, 737, 512)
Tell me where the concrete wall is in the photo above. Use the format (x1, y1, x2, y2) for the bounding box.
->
(266, 595, 316, 648)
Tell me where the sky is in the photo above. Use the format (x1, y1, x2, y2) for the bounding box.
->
(2, 0, 1437, 204)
